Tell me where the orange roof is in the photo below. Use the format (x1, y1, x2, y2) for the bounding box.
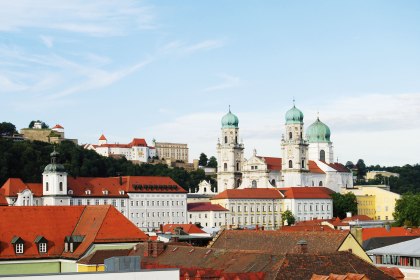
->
(52, 124, 64, 129)
(188, 202, 228, 212)
(327, 163, 350, 173)
(362, 227, 420, 241)
(260, 157, 282, 171)
(0, 206, 147, 260)
(98, 134, 107, 140)
(0, 178, 43, 197)
(308, 160, 325, 174)
(279, 187, 334, 199)
(129, 138, 148, 147)
(280, 225, 334, 232)
(162, 224, 206, 234)
(342, 215, 373, 223)
(212, 188, 283, 200)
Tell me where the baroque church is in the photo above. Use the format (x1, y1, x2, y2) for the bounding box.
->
(216, 104, 353, 193)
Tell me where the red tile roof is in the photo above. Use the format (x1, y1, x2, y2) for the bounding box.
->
(279, 225, 335, 232)
(342, 215, 373, 223)
(260, 157, 282, 171)
(279, 187, 334, 199)
(129, 138, 148, 147)
(0, 178, 43, 197)
(0, 206, 147, 260)
(362, 227, 420, 241)
(52, 124, 64, 129)
(378, 267, 405, 280)
(308, 160, 326, 174)
(187, 202, 228, 212)
(98, 134, 107, 140)
(162, 224, 206, 234)
(212, 188, 283, 200)
(327, 163, 351, 173)
(97, 137, 148, 148)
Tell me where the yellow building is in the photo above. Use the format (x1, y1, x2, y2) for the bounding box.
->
(343, 186, 400, 221)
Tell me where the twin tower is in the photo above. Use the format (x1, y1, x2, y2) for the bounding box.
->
(216, 105, 334, 192)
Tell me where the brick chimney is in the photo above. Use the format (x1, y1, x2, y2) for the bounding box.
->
(143, 241, 166, 258)
(297, 239, 308, 254)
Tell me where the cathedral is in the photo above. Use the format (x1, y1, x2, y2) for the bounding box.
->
(216, 104, 353, 193)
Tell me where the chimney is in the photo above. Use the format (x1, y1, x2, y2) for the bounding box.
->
(350, 226, 363, 245)
(144, 241, 166, 258)
(385, 223, 391, 232)
(297, 240, 308, 254)
(143, 240, 153, 257)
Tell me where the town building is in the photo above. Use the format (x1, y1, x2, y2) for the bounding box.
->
(187, 202, 230, 228)
(216, 105, 353, 193)
(84, 135, 156, 163)
(343, 186, 401, 221)
(152, 140, 189, 163)
(0, 205, 148, 275)
(0, 151, 188, 232)
(20, 123, 78, 144)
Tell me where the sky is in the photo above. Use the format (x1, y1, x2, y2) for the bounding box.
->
(1, 1, 420, 166)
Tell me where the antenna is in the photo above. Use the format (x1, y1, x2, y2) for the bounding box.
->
(292, 97, 295, 106)
(228, 105, 231, 112)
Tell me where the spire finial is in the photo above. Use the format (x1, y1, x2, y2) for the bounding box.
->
(229, 105, 231, 113)
(317, 111, 320, 120)
(293, 97, 295, 107)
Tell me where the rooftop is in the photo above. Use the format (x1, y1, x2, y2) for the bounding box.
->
(212, 188, 283, 200)
(187, 202, 229, 212)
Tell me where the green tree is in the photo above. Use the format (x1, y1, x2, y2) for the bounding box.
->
(281, 210, 296, 226)
(356, 159, 367, 180)
(207, 156, 217, 168)
(198, 153, 208, 166)
(331, 192, 358, 219)
(0, 122, 17, 136)
(345, 161, 355, 169)
(393, 193, 420, 226)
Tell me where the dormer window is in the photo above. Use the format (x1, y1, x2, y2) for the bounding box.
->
(64, 235, 84, 253)
(11, 236, 24, 254)
(119, 190, 124, 195)
(85, 190, 91, 195)
(34, 236, 48, 253)
(68, 189, 73, 195)
(103, 190, 109, 195)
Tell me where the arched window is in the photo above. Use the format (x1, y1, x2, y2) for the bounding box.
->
(203, 187, 207, 193)
(236, 162, 239, 171)
(289, 132, 293, 140)
(252, 180, 257, 188)
(271, 179, 276, 186)
(224, 163, 227, 171)
(59, 182, 63, 191)
(224, 136, 228, 144)
(319, 181, 323, 186)
(235, 136, 238, 144)
(288, 160, 293, 168)
(301, 160, 305, 168)
(46, 182, 49, 192)
(320, 150, 326, 161)
(300, 132, 303, 139)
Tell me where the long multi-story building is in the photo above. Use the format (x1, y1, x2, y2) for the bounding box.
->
(0, 151, 187, 232)
(153, 141, 189, 163)
(84, 134, 156, 163)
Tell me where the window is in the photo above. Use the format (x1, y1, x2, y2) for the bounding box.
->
(320, 150, 326, 161)
(77, 199, 82, 206)
(59, 182, 63, 191)
(224, 136, 227, 143)
(289, 160, 293, 168)
(16, 243, 24, 254)
(237, 162, 239, 171)
(252, 180, 257, 188)
(271, 179, 276, 186)
(46, 182, 49, 192)
(39, 243, 47, 253)
(301, 160, 305, 168)
(131, 201, 134, 206)
(121, 200, 125, 207)
(224, 163, 227, 171)
(112, 199, 117, 207)
(319, 181, 323, 186)
(289, 132, 292, 140)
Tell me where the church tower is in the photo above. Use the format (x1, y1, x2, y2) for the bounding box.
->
(42, 150, 70, 205)
(306, 116, 334, 163)
(281, 103, 309, 186)
(216, 107, 244, 192)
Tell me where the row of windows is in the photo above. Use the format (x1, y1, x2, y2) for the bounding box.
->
(14, 243, 46, 254)
(297, 204, 330, 212)
(190, 213, 227, 219)
(130, 200, 184, 207)
(70, 199, 184, 208)
(45, 182, 64, 192)
(130, 211, 184, 218)
(231, 204, 279, 213)
(232, 215, 278, 225)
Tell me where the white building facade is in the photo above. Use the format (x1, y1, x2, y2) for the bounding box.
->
(187, 202, 230, 228)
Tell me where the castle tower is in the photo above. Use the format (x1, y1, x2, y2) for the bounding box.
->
(216, 107, 244, 192)
(281, 103, 309, 186)
(98, 134, 107, 145)
(42, 150, 70, 205)
(306, 116, 334, 163)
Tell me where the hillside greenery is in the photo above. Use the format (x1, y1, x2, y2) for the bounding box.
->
(0, 138, 215, 191)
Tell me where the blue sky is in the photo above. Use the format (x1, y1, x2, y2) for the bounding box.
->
(1, 1, 420, 166)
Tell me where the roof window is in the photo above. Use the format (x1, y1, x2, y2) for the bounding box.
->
(11, 236, 24, 254)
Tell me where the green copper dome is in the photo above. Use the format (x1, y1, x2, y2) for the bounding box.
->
(306, 117, 331, 143)
(221, 109, 239, 128)
(44, 150, 66, 173)
(285, 105, 304, 124)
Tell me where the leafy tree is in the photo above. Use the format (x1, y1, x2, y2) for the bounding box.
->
(393, 193, 420, 226)
(198, 153, 208, 166)
(331, 192, 358, 219)
(28, 120, 49, 129)
(356, 159, 367, 180)
(345, 161, 355, 169)
(0, 122, 17, 136)
(281, 210, 296, 226)
(207, 156, 217, 168)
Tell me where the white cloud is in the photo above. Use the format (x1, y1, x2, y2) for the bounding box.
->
(159, 39, 225, 55)
(40, 35, 54, 48)
(0, 0, 156, 36)
(184, 40, 225, 53)
(203, 74, 241, 92)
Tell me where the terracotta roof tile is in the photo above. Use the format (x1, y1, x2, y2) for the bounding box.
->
(279, 187, 334, 199)
(327, 163, 351, 173)
(342, 215, 373, 223)
(98, 134, 107, 140)
(279, 225, 335, 232)
(52, 124, 64, 129)
(162, 224, 206, 234)
(308, 160, 326, 174)
(260, 157, 282, 171)
(0, 178, 43, 198)
(187, 202, 228, 212)
(212, 188, 282, 200)
(362, 227, 420, 241)
(378, 267, 405, 279)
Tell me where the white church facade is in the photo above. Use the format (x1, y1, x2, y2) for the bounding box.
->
(216, 104, 353, 194)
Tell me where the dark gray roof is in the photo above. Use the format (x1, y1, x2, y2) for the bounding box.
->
(363, 236, 419, 251)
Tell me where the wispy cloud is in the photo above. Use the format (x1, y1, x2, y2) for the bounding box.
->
(0, 0, 156, 36)
(203, 74, 241, 92)
(40, 35, 54, 48)
(159, 39, 225, 55)
(185, 40, 225, 53)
